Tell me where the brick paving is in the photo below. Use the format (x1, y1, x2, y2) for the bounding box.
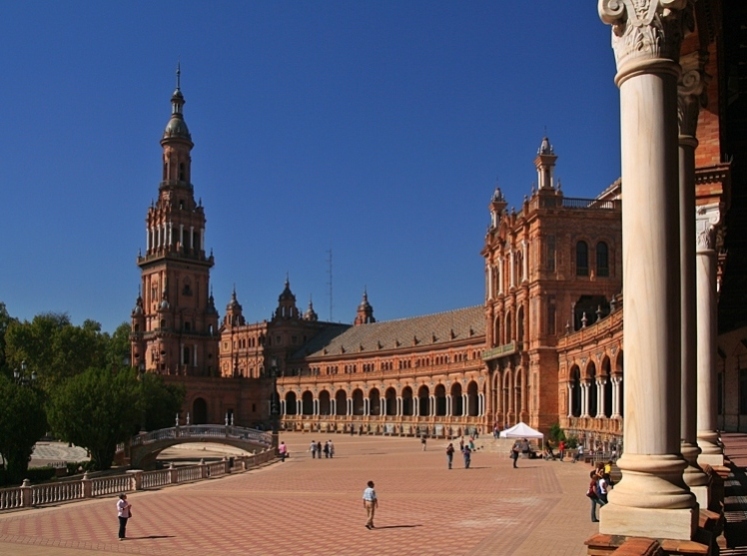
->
(0, 434, 603, 556)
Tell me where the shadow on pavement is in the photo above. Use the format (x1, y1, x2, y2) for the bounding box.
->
(374, 525, 422, 529)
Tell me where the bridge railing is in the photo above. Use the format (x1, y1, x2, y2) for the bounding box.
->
(0, 448, 277, 512)
(129, 425, 273, 448)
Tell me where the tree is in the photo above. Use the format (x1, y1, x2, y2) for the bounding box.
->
(5, 313, 110, 390)
(0, 302, 18, 378)
(106, 322, 133, 369)
(47, 368, 140, 471)
(138, 373, 185, 432)
(0, 375, 48, 484)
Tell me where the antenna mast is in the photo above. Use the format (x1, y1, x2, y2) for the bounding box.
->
(326, 249, 334, 322)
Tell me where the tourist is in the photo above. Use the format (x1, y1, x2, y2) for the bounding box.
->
(278, 441, 288, 462)
(116, 493, 132, 541)
(603, 460, 614, 486)
(462, 444, 472, 469)
(558, 440, 566, 461)
(511, 442, 520, 468)
(587, 470, 603, 522)
(520, 437, 530, 455)
(362, 480, 378, 529)
(469, 437, 476, 451)
(493, 425, 500, 439)
(309, 440, 317, 458)
(597, 469, 610, 504)
(328, 439, 335, 458)
(323, 441, 330, 458)
(316, 441, 322, 458)
(446, 442, 455, 469)
(459, 436, 465, 451)
(574, 443, 584, 463)
(421, 435, 427, 451)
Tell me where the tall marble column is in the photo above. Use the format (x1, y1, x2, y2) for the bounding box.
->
(599, 0, 697, 539)
(678, 51, 710, 505)
(696, 205, 723, 465)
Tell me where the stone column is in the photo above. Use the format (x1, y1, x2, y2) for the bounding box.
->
(598, 378, 607, 418)
(696, 204, 723, 466)
(580, 382, 589, 418)
(599, 0, 697, 539)
(678, 51, 710, 506)
(567, 382, 573, 417)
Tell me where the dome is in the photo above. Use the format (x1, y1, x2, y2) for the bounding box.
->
(538, 136, 554, 155)
(163, 116, 191, 140)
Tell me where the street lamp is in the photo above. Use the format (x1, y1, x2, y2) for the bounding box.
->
(269, 357, 280, 447)
(13, 360, 36, 386)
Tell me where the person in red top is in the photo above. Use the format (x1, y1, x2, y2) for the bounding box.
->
(558, 440, 566, 461)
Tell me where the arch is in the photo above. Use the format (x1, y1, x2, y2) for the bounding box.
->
(301, 391, 313, 415)
(192, 397, 207, 424)
(596, 241, 610, 277)
(385, 387, 397, 416)
(570, 366, 581, 417)
(586, 361, 598, 417)
(335, 389, 346, 416)
(418, 385, 430, 416)
(319, 390, 331, 416)
(369, 388, 381, 416)
(284, 392, 297, 416)
(517, 305, 525, 345)
(493, 316, 501, 347)
(434, 384, 447, 416)
(352, 389, 364, 416)
(402, 386, 413, 416)
(576, 240, 589, 276)
(450, 382, 463, 417)
(505, 310, 513, 344)
(467, 381, 479, 417)
(602, 356, 613, 418)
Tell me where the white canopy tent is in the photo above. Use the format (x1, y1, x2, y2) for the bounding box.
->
(499, 422, 544, 449)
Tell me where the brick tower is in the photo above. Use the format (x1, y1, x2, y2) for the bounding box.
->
(130, 68, 220, 376)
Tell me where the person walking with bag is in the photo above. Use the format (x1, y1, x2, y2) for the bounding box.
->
(116, 494, 132, 540)
(446, 443, 455, 469)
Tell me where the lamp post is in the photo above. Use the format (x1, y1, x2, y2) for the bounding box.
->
(13, 360, 36, 387)
(269, 357, 280, 449)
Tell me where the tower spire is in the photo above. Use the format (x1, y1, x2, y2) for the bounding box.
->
(176, 62, 181, 91)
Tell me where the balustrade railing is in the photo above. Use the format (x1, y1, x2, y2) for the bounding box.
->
(0, 447, 276, 512)
(129, 425, 272, 448)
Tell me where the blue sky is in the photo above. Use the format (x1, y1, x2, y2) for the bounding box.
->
(0, 2, 621, 332)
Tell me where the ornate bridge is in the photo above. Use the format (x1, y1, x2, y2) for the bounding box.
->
(125, 425, 275, 470)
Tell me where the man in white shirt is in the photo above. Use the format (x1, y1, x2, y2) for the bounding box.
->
(362, 480, 378, 529)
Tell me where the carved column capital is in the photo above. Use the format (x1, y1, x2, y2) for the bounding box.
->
(678, 50, 710, 140)
(695, 204, 721, 252)
(598, 0, 694, 84)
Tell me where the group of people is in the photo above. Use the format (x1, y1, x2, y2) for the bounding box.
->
(445, 436, 477, 469)
(309, 439, 335, 458)
(587, 461, 614, 522)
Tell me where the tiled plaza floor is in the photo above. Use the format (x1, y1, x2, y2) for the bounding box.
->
(0, 434, 608, 556)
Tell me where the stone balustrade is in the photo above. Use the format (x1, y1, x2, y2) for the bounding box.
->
(0, 448, 276, 512)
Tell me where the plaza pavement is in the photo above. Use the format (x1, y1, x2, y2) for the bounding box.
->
(0, 433, 612, 556)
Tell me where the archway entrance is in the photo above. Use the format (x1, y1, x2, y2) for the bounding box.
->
(192, 397, 207, 424)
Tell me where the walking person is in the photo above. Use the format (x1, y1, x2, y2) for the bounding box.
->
(328, 439, 334, 458)
(446, 443, 455, 469)
(511, 441, 520, 468)
(362, 480, 378, 529)
(310, 440, 317, 459)
(587, 470, 604, 522)
(462, 444, 472, 469)
(116, 494, 132, 541)
(316, 441, 322, 458)
(278, 441, 288, 462)
(558, 439, 566, 461)
(596, 470, 610, 505)
(574, 443, 584, 463)
(323, 441, 330, 458)
(421, 435, 427, 451)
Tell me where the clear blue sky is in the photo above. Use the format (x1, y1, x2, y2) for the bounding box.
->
(0, 2, 621, 332)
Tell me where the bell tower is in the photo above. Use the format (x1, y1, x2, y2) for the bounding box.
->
(131, 67, 220, 376)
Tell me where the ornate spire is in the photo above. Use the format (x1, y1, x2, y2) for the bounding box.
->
(163, 64, 191, 142)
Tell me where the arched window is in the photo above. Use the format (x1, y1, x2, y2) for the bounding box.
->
(576, 241, 589, 276)
(597, 242, 609, 277)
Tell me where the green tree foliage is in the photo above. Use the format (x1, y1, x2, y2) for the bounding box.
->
(0, 375, 48, 484)
(0, 302, 18, 377)
(549, 422, 566, 443)
(4, 314, 113, 390)
(47, 368, 140, 471)
(138, 374, 186, 432)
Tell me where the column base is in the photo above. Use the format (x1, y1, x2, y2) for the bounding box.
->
(688, 484, 709, 509)
(599, 504, 698, 540)
(697, 452, 723, 467)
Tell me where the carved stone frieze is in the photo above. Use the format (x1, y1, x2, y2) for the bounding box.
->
(598, 0, 693, 79)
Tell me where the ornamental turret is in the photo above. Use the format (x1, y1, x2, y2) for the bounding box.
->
(354, 290, 375, 325)
(534, 136, 558, 190)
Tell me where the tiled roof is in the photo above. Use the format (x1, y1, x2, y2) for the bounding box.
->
(294, 306, 485, 360)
